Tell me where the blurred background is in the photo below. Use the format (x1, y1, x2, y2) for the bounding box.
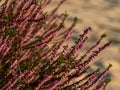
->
(45, 0, 120, 90)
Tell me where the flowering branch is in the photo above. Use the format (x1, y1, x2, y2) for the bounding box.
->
(0, 0, 112, 90)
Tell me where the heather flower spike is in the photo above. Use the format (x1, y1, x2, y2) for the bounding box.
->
(0, 0, 112, 90)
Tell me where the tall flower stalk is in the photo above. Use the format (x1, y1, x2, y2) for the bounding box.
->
(0, 0, 112, 90)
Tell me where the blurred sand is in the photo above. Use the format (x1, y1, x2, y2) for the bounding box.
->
(45, 0, 120, 90)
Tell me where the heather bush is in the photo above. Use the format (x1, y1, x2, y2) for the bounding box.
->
(0, 0, 112, 90)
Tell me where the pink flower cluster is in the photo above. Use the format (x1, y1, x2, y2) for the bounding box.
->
(0, 0, 112, 90)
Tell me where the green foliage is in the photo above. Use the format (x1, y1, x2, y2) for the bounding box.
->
(4, 27, 18, 36)
(63, 85, 77, 90)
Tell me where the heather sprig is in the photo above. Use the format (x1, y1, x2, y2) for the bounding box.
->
(0, 0, 112, 90)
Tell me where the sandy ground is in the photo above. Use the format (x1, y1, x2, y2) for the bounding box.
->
(0, 0, 120, 90)
(45, 0, 120, 90)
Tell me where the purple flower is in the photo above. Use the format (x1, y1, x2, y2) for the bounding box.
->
(0, 0, 112, 90)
